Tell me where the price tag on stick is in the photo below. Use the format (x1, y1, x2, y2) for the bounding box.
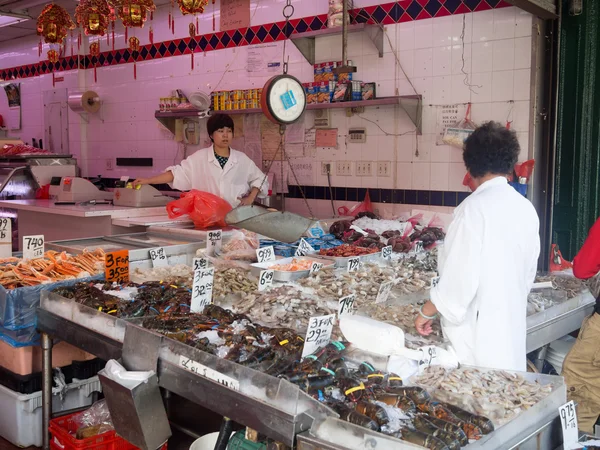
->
(193, 258, 209, 271)
(149, 247, 169, 267)
(206, 230, 222, 256)
(381, 245, 392, 259)
(376, 281, 394, 304)
(23, 235, 44, 260)
(310, 262, 323, 275)
(417, 346, 439, 370)
(302, 314, 335, 357)
(258, 270, 275, 291)
(430, 276, 440, 289)
(0, 219, 11, 258)
(558, 401, 578, 448)
(105, 250, 129, 283)
(338, 294, 356, 317)
(191, 267, 214, 313)
(256, 246, 276, 263)
(295, 238, 314, 257)
(347, 257, 360, 272)
(414, 241, 424, 254)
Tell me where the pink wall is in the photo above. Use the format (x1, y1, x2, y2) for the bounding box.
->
(0, 1, 534, 217)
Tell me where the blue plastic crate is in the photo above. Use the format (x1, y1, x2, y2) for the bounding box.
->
(0, 275, 104, 331)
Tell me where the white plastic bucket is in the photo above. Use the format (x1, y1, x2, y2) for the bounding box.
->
(190, 432, 221, 450)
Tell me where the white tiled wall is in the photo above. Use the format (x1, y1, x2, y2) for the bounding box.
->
(0, 2, 534, 215)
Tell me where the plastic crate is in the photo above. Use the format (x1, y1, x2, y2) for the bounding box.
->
(0, 338, 97, 376)
(0, 376, 102, 447)
(0, 322, 39, 347)
(50, 412, 168, 450)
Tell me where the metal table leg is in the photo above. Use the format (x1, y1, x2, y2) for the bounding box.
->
(42, 333, 53, 450)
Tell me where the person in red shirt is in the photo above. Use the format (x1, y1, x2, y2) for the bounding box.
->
(562, 217, 600, 433)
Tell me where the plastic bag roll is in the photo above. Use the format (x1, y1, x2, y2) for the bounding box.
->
(68, 90, 101, 113)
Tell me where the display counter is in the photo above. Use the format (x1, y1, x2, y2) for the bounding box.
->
(0, 200, 170, 246)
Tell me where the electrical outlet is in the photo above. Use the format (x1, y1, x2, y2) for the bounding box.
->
(336, 161, 352, 176)
(356, 162, 372, 176)
(377, 161, 391, 177)
(105, 159, 113, 171)
(348, 128, 367, 143)
(321, 162, 332, 175)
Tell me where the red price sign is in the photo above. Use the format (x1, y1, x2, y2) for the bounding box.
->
(105, 250, 129, 283)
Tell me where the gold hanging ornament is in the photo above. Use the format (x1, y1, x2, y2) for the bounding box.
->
(129, 36, 140, 80)
(89, 41, 100, 83)
(177, 0, 207, 71)
(37, 3, 75, 63)
(75, 0, 113, 36)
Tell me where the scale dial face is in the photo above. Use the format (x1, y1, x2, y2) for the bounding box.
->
(261, 74, 307, 125)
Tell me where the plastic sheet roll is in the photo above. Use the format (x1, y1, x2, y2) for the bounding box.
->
(68, 90, 101, 113)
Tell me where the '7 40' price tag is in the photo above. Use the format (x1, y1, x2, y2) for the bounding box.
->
(338, 294, 356, 317)
(347, 256, 360, 272)
(256, 246, 275, 263)
(206, 230, 222, 256)
(558, 401, 578, 448)
(302, 314, 335, 358)
(258, 269, 274, 291)
(191, 267, 214, 313)
(23, 235, 44, 260)
(149, 247, 168, 268)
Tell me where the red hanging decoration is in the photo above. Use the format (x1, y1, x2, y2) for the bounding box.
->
(212, 0, 215, 31)
(168, 11, 171, 28)
(150, 10, 153, 20)
(37, 4, 75, 44)
(172, 19, 174, 34)
(129, 37, 139, 80)
(111, 21, 115, 50)
(38, 39, 42, 57)
(70, 30, 73, 56)
(75, 0, 113, 37)
(149, 25, 153, 43)
(78, 31, 82, 50)
(195, 16, 198, 34)
(90, 41, 100, 83)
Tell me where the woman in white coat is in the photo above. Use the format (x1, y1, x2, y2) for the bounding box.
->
(414, 122, 540, 372)
(134, 113, 268, 207)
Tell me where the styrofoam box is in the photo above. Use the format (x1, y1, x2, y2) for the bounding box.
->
(0, 376, 102, 447)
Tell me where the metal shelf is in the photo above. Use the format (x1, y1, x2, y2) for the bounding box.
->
(289, 23, 384, 65)
(155, 95, 423, 134)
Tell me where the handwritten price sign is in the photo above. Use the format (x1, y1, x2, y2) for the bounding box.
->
(310, 262, 323, 275)
(105, 250, 129, 283)
(191, 267, 214, 313)
(258, 270, 274, 291)
(23, 235, 44, 260)
(206, 230, 222, 256)
(149, 247, 169, 268)
(347, 257, 360, 272)
(295, 238, 314, 257)
(0, 219, 11, 258)
(302, 314, 335, 357)
(193, 258, 209, 271)
(376, 281, 394, 304)
(558, 401, 578, 447)
(256, 246, 275, 263)
(338, 294, 356, 317)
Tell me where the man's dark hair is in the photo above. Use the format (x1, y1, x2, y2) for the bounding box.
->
(207, 113, 234, 140)
(463, 121, 520, 178)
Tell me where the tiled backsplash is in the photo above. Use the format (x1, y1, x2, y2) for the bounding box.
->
(0, 0, 533, 217)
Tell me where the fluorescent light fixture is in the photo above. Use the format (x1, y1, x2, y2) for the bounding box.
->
(0, 11, 31, 28)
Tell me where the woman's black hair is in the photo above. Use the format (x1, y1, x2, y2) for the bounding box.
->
(463, 121, 520, 178)
(207, 113, 234, 140)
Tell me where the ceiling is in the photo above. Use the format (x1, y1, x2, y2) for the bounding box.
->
(0, 0, 77, 43)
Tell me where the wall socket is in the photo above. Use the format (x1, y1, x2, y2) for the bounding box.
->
(377, 161, 391, 177)
(356, 162, 372, 176)
(336, 161, 352, 176)
(321, 162, 332, 175)
(105, 159, 113, 171)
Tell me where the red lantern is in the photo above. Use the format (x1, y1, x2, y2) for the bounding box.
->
(75, 0, 114, 36)
(37, 3, 75, 44)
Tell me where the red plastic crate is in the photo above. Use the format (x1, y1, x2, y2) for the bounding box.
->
(50, 412, 168, 450)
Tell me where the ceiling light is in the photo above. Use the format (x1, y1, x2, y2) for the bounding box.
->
(0, 12, 31, 28)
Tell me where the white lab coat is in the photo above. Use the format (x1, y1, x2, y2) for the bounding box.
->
(166, 146, 269, 207)
(431, 177, 540, 372)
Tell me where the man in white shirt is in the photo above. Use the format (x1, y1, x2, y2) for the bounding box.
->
(415, 121, 540, 372)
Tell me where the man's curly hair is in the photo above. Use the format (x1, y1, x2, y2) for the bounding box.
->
(463, 121, 520, 178)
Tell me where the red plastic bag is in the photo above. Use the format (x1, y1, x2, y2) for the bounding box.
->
(549, 244, 572, 272)
(514, 160, 535, 182)
(338, 190, 374, 217)
(166, 190, 232, 229)
(35, 184, 50, 199)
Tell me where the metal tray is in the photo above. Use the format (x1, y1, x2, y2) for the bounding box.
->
(250, 256, 335, 281)
(317, 251, 382, 268)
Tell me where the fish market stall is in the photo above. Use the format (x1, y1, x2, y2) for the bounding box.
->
(36, 242, 567, 450)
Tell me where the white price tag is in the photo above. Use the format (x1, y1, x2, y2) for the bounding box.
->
(302, 314, 335, 358)
(206, 230, 222, 256)
(23, 235, 44, 260)
(338, 294, 356, 317)
(190, 267, 214, 313)
(414, 241, 424, 254)
(256, 246, 276, 263)
(430, 276, 440, 289)
(376, 281, 394, 304)
(417, 346, 439, 370)
(0, 219, 11, 258)
(258, 269, 274, 291)
(295, 238, 314, 256)
(149, 247, 169, 267)
(310, 262, 323, 275)
(347, 256, 360, 272)
(193, 257, 209, 271)
(381, 245, 392, 259)
(559, 401, 578, 447)
(178, 355, 240, 391)
(350, 225, 369, 236)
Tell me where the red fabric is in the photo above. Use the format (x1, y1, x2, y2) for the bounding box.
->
(573, 218, 600, 280)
